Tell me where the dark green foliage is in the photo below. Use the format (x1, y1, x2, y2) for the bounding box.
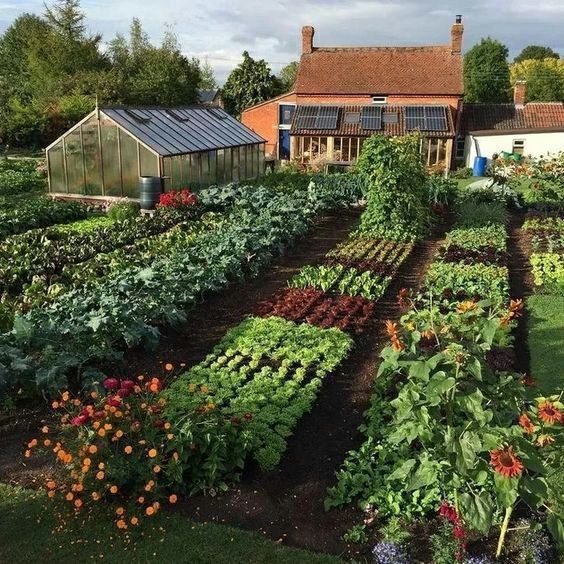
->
(0, 158, 46, 195)
(464, 38, 511, 103)
(515, 45, 560, 63)
(277, 61, 299, 92)
(222, 51, 279, 116)
(355, 135, 430, 242)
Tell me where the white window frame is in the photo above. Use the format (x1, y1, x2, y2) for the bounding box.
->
(512, 139, 525, 155)
(455, 137, 466, 159)
(278, 102, 296, 130)
(371, 96, 388, 105)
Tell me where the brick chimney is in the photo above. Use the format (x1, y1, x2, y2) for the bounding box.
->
(451, 15, 464, 54)
(302, 26, 314, 55)
(514, 81, 527, 107)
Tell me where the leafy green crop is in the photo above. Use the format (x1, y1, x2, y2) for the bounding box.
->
(165, 316, 353, 471)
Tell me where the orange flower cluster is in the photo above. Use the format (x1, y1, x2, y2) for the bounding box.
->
(25, 374, 184, 531)
(500, 299, 524, 326)
(385, 320, 405, 352)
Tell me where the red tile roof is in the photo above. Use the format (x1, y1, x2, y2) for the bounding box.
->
(295, 46, 463, 96)
(290, 104, 456, 138)
(461, 103, 564, 134)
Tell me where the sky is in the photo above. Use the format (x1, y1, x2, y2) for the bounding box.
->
(1, 0, 564, 83)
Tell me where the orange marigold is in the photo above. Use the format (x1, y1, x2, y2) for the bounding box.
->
(164, 363, 174, 371)
(124, 445, 133, 454)
(169, 494, 178, 504)
(145, 506, 155, 516)
(148, 448, 157, 458)
(110, 485, 118, 494)
(88, 445, 98, 454)
(490, 446, 524, 478)
(116, 519, 127, 530)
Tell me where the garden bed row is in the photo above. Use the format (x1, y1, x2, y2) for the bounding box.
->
(326, 197, 563, 562)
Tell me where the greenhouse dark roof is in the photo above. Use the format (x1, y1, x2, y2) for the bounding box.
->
(102, 106, 264, 157)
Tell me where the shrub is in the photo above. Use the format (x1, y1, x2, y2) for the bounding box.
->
(26, 373, 251, 530)
(450, 167, 473, 179)
(355, 135, 430, 242)
(107, 201, 140, 221)
(0, 158, 47, 196)
(458, 180, 519, 208)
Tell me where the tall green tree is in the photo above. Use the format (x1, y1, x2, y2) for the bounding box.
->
(515, 45, 559, 63)
(511, 58, 564, 102)
(199, 57, 218, 90)
(464, 38, 511, 103)
(277, 61, 299, 92)
(222, 51, 278, 116)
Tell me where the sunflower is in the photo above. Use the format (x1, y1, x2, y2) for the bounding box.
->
(538, 401, 562, 425)
(490, 446, 524, 478)
(519, 413, 536, 434)
(456, 300, 477, 314)
(537, 434, 555, 447)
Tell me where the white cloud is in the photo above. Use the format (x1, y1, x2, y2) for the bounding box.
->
(1, 0, 563, 83)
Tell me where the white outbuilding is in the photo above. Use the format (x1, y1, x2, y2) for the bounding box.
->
(458, 82, 564, 169)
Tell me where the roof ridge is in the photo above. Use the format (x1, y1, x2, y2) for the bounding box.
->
(311, 44, 451, 53)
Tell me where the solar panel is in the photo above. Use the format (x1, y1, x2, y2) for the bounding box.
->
(360, 106, 382, 130)
(405, 106, 448, 131)
(294, 106, 340, 130)
(382, 112, 399, 124)
(343, 111, 361, 124)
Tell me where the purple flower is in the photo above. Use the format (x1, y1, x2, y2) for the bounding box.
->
(372, 541, 410, 564)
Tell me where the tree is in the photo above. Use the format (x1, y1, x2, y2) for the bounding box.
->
(44, 0, 86, 42)
(277, 61, 299, 92)
(200, 57, 218, 90)
(511, 59, 564, 101)
(464, 38, 511, 103)
(108, 20, 201, 106)
(515, 45, 559, 63)
(222, 51, 278, 116)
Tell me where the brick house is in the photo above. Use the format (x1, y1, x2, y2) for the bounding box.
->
(242, 16, 464, 169)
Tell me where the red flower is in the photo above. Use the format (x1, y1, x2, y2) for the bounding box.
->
(103, 377, 120, 390)
(453, 525, 465, 539)
(439, 501, 460, 523)
(92, 411, 105, 421)
(243, 413, 253, 421)
(121, 380, 136, 391)
(106, 396, 122, 408)
(71, 414, 90, 426)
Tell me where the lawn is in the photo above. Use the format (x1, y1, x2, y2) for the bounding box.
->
(0, 484, 338, 564)
(527, 294, 564, 395)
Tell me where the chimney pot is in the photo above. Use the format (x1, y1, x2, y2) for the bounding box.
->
(451, 16, 464, 54)
(302, 26, 314, 55)
(514, 81, 527, 107)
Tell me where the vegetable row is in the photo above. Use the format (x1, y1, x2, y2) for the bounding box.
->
(326, 198, 563, 558)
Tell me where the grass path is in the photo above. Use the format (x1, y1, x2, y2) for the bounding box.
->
(0, 484, 338, 563)
(527, 294, 564, 395)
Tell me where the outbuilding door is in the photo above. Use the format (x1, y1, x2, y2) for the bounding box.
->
(279, 130, 291, 160)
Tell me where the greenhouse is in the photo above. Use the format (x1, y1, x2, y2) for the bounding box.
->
(45, 106, 266, 198)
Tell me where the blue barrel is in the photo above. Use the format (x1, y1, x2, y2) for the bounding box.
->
(473, 156, 488, 177)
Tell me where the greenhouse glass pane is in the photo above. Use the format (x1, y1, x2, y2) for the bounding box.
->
(48, 140, 66, 193)
(119, 131, 139, 198)
(258, 145, 265, 177)
(81, 118, 102, 195)
(216, 149, 225, 184)
(170, 156, 181, 190)
(224, 148, 232, 183)
(181, 154, 191, 188)
(208, 150, 217, 186)
(200, 152, 209, 187)
(253, 145, 260, 178)
(231, 148, 239, 183)
(100, 118, 122, 197)
(65, 128, 85, 194)
(162, 157, 172, 193)
(139, 144, 159, 177)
